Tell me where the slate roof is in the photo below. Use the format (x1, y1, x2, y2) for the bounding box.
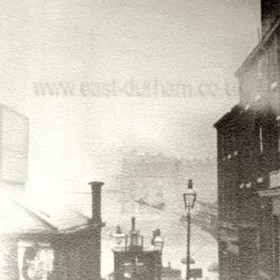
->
(0, 186, 90, 236)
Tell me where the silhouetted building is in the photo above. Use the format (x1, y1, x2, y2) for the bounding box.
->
(113, 218, 162, 280)
(215, 1, 280, 279)
(0, 181, 104, 280)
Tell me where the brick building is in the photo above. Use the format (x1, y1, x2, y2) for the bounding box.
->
(214, 1, 280, 279)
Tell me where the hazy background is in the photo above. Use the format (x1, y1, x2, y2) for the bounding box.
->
(0, 0, 260, 204)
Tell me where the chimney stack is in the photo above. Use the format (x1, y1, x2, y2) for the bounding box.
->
(261, 0, 280, 36)
(88, 181, 104, 280)
(88, 181, 104, 224)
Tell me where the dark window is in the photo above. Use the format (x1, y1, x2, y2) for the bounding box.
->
(253, 118, 264, 155)
(259, 126, 264, 153)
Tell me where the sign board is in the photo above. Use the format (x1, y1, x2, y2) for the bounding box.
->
(270, 170, 280, 189)
(190, 268, 202, 278)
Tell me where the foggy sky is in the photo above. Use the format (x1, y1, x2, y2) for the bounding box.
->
(0, 0, 261, 197)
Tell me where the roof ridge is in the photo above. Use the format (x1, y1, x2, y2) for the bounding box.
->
(235, 16, 280, 76)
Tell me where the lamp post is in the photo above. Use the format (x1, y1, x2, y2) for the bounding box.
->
(183, 179, 197, 280)
(153, 235, 164, 280)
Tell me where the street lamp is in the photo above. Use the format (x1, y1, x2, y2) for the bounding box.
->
(154, 235, 164, 280)
(151, 232, 164, 280)
(183, 179, 197, 280)
(154, 235, 164, 252)
(113, 225, 126, 249)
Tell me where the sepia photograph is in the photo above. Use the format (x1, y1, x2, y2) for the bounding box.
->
(0, 0, 278, 279)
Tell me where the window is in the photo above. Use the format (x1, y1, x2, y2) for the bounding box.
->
(278, 127, 280, 152)
(254, 119, 264, 155)
(232, 133, 236, 150)
(246, 182, 252, 188)
(257, 177, 264, 183)
(277, 120, 280, 152)
(259, 126, 263, 153)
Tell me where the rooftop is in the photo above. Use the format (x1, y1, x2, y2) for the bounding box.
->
(0, 185, 90, 236)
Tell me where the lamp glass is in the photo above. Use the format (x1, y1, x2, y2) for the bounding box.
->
(113, 225, 125, 247)
(131, 233, 139, 246)
(183, 189, 197, 209)
(154, 236, 164, 251)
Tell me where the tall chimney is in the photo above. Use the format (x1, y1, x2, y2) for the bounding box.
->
(88, 181, 104, 280)
(89, 181, 104, 224)
(261, 0, 280, 36)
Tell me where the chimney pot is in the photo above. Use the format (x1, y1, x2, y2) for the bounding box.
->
(89, 181, 104, 188)
(131, 217, 136, 230)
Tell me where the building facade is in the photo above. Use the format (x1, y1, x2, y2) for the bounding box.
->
(215, 1, 280, 279)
